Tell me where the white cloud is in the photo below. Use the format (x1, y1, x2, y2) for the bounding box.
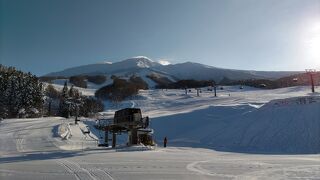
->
(158, 59, 171, 65)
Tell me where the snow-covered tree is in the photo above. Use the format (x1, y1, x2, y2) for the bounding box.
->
(58, 81, 70, 118)
(57, 81, 103, 118)
(0, 65, 43, 118)
(80, 97, 104, 117)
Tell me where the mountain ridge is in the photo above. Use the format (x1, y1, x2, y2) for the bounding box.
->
(45, 56, 301, 81)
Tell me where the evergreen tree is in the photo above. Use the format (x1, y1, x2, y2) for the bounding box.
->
(45, 84, 60, 99)
(68, 85, 75, 97)
(61, 81, 69, 99)
(0, 65, 43, 118)
(80, 97, 104, 117)
(58, 81, 70, 118)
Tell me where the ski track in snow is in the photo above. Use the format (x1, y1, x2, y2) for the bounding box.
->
(56, 159, 101, 180)
(186, 160, 320, 180)
(57, 159, 115, 180)
(186, 160, 236, 178)
(238, 165, 320, 180)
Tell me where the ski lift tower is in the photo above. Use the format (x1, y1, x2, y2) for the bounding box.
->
(97, 108, 155, 148)
(305, 69, 317, 93)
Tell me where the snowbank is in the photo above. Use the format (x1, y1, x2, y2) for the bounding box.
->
(152, 96, 320, 154)
(57, 123, 72, 140)
(56, 120, 99, 150)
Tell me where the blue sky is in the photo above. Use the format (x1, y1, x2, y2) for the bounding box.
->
(1, 0, 320, 75)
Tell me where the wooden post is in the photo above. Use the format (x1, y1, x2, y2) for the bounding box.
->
(67, 103, 71, 119)
(112, 132, 116, 148)
(105, 129, 109, 147)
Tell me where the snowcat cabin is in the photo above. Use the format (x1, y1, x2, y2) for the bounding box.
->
(114, 108, 142, 126)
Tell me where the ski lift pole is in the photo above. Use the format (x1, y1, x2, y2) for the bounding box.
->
(306, 69, 317, 93)
(105, 128, 109, 147)
(74, 98, 82, 125)
(311, 74, 315, 93)
(75, 104, 79, 124)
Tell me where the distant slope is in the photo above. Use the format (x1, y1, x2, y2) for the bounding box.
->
(156, 62, 260, 81)
(249, 70, 301, 79)
(157, 62, 300, 81)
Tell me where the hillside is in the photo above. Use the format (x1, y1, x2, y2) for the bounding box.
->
(80, 85, 319, 154)
(45, 56, 300, 83)
(153, 96, 320, 154)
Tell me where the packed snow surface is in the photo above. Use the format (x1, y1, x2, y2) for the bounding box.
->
(97, 86, 320, 154)
(1, 86, 319, 179)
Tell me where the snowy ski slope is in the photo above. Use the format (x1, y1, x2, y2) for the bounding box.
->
(0, 86, 319, 179)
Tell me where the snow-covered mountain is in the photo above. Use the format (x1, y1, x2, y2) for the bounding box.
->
(45, 56, 300, 82)
(46, 56, 159, 76)
(157, 62, 260, 81)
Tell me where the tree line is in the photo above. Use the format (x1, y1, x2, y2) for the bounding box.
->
(53, 82, 104, 118)
(0, 65, 104, 119)
(95, 75, 148, 102)
(40, 75, 107, 88)
(0, 65, 43, 118)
